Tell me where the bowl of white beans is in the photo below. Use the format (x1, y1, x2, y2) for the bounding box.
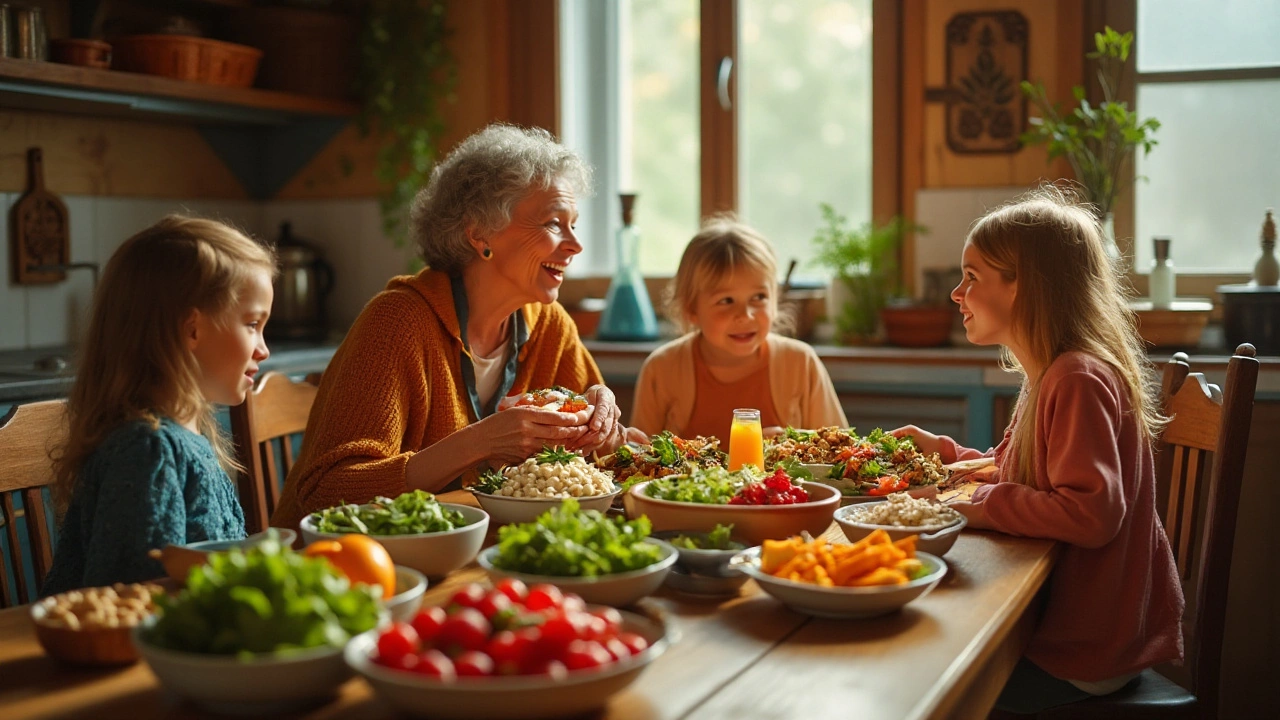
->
(834, 492, 967, 556)
(470, 453, 620, 526)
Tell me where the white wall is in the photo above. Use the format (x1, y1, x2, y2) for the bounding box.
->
(0, 196, 413, 351)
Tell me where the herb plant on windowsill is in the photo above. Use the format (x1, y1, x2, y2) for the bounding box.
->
(356, 0, 457, 252)
(810, 204, 924, 345)
(1020, 26, 1160, 221)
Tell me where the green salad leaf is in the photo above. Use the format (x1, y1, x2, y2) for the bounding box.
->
(669, 523, 744, 551)
(148, 532, 380, 656)
(492, 499, 662, 577)
(649, 431, 681, 465)
(310, 489, 471, 535)
(473, 469, 506, 495)
(776, 457, 814, 482)
(782, 427, 818, 442)
(644, 466, 755, 504)
(535, 445, 579, 464)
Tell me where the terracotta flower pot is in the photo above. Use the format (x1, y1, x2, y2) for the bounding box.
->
(880, 305, 954, 348)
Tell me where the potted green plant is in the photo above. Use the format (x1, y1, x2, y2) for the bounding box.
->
(356, 0, 457, 249)
(811, 204, 931, 345)
(1020, 26, 1160, 249)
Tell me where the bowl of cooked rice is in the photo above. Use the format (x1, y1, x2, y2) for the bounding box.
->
(833, 492, 967, 556)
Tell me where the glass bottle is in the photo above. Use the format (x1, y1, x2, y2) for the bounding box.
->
(728, 408, 764, 472)
(1253, 209, 1278, 286)
(1149, 237, 1176, 309)
(597, 193, 659, 340)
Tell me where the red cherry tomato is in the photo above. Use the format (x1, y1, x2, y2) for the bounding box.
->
(485, 630, 532, 676)
(448, 583, 487, 610)
(495, 577, 529, 603)
(436, 607, 492, 655)
(376, 623, 420, 664)
(453, 650, 496, 677)
(602, 637, 631, 662)
(410, 606, 447, 645)
(537, 615, 578, 652)
(591, 608, 623, 638)
(475, 589, 513, 620)
(415, 649, 457, 680)
(524, 584, 564, 612)
(563, 639, 613, 671)
(522, 657, 569, 679)
(560, 593, 586, 614)
(616, 631, 649, 656)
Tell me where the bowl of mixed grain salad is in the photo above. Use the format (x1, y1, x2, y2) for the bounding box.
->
(833, 492, 967, 556)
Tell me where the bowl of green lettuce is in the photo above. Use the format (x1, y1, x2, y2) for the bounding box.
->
(301, 490, 489, 578)
(477, 499, 676, 607)
(132, 535, 385, 713)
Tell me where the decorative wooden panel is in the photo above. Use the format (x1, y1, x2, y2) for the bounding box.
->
(942, 11, 1027, 154)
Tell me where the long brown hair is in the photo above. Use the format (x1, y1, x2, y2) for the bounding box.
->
(968, 187, 1164, 485)
(52, 215, 276, 513)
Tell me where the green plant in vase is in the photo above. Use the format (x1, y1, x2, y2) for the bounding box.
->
(810, 204, 920, 344)
(356, 0, 457, 251)
(1020, 26, 1160, 240)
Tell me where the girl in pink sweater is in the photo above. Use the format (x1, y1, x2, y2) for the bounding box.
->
(894, 189, 1184, 713)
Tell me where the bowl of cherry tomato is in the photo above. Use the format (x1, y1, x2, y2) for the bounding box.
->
(345, 580, 670, 720)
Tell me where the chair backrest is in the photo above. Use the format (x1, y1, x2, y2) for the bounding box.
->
(0, 400, 68, 608)
(229, 372, 320, 535)
(1155, 344, 1258, 715)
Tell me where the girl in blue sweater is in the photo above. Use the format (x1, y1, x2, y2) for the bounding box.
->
(42, 215, 276, 595)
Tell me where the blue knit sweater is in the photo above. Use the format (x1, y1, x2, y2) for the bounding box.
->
(41, 417, 246, 596)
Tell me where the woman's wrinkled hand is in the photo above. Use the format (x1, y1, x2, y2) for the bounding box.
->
(474, 405, 589, 466)
(889, 425, 944, 456)
(568, 385, 623, 455)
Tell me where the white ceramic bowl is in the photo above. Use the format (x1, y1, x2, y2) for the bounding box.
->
(346, 609, 669, 720)
(663, 564, 749, 598)
(476, 539, 677, 607)
(386, 566, 428, 623)
(624, 481, 840, 545)
(133, 615, 369, 713)
(834, 502, 968, 556)
(300, 503, 488, 578)
(470, 488, 621, 526)
(732, 546, 947, 619)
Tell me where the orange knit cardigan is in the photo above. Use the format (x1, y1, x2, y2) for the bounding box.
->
(270, 270, 604, 529)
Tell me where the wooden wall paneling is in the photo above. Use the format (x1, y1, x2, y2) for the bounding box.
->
(699, 0, 737, 218)
(503, 0, 559, 133)
(872, 0, 906, 290)
(0, 110, 247, 198)
(920, 0, 1081, 189)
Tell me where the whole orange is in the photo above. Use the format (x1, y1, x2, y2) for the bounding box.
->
(304, 535, 396, 600)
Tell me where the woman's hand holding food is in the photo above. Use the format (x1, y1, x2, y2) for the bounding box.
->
(569, 384, 624, 454)
(477, 405, 590, 466)
(889, 425, 945, 456)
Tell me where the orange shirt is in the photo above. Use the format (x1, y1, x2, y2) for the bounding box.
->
(681, 344, 782, 442)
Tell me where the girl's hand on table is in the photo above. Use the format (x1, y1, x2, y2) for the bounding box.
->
(946, 500, 992, 530)
(569, 385, 623, 454)
(476, 405, 589, 465)
(890, 425, 944, 456)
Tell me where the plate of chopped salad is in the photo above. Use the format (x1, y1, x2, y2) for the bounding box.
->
(497, 386, 590, 413)
(766, 427, 949, 502)
(595, 431, 728, 501)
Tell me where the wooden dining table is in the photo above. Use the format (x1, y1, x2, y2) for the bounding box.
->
(0, 490, 1057, 720)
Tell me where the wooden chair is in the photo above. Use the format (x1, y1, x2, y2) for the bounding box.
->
(1038, 344, 1260, 720)
(0, 400, 68, 608)
(229, 372, 320, 535)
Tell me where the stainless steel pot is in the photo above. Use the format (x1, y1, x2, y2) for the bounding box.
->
(269, 222, 334, 342)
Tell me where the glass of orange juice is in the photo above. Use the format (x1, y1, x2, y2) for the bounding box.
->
(728, 408, 764, 471)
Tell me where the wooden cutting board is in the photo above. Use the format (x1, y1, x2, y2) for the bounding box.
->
(10, 147, 69, 284)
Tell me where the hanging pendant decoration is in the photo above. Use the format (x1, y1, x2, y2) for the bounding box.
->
(942, 11, 1028, 154)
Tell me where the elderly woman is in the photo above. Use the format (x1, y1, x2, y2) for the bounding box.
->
(271, 124, 623, 528)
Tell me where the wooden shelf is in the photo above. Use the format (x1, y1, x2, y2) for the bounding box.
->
(0, 56, 358, 125)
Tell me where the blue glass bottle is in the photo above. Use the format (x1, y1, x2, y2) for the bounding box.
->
(598, 193, 659, 341)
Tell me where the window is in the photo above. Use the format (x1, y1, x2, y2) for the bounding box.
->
(1133, 0, 1280, 274)
(560, 0, 873, 278)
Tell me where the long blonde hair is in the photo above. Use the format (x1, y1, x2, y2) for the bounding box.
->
(969, 187, 1165, 485)
(52, 215, 276, 512)
(665, 214, 790, 334)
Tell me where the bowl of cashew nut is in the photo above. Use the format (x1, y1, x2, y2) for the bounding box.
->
(31, 582, 165, 665)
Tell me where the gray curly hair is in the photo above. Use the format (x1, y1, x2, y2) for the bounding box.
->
(410, 124, 594, 273)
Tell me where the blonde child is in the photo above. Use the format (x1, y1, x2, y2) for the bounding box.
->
(893, 188, 1183, 712)
(630, 216, 846, 442)
(42, 215, 276, 596)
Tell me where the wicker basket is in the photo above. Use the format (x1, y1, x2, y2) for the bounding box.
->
(111, 35, 263, 87)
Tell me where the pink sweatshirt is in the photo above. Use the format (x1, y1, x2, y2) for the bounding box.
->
(939, 352, 1184, 682)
